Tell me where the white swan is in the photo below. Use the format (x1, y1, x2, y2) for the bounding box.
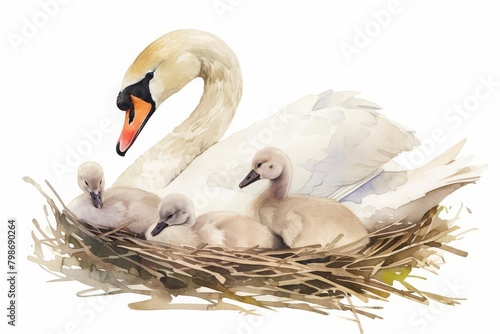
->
(68, 161, 161, 234)
(111, 29, 484, 230)
(239, 147, 369, 249)
(145, 193, 282, 249)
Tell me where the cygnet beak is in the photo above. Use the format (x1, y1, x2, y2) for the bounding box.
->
(91, 191, 103, 209)
(151, 221, 169, 237)
(239, 170, 261, 188)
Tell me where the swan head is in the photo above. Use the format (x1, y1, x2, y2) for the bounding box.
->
(150, 193, 195, 237)
(239, 147, 289, 188)
(77, 161, 104, 209)
(115, 29, 227, 156)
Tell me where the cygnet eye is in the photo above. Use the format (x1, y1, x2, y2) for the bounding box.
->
(85, 181, 89, 186)
(167, 213, 174, 219)
(269, 165, 273, 169)
(256, 162, 262, 168)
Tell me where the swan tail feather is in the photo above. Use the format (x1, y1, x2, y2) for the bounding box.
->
(342, 140, 486, 230)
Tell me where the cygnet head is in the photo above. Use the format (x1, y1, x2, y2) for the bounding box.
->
(150, 193, 196, 237)
(77, 161, 104, 209)
(239, 147, 290, 188)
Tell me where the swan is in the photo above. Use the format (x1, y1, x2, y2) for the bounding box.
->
(111, 29, 484, 230)
(146, 193, 282, 249)
(67, 161, 161, 234)
(239, 147, 369, 249)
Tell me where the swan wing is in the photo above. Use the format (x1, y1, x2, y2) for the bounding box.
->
(164, 91, 419, 215)
(296, 90, 420, 199)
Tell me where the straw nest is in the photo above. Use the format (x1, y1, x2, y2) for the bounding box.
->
(25, 176, 472, 329)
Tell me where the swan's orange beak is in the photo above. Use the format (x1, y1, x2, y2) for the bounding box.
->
(116, 95, 154, 156)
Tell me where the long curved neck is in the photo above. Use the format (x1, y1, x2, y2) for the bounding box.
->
(114, 37, 242, 190)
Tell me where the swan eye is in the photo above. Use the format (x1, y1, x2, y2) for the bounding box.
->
(99, 180, 102, 185)
(85, 181, 89, 186)
(167, 213, 174, 220)
(256, 162, 262, 168)
(269, 165, 273, 169)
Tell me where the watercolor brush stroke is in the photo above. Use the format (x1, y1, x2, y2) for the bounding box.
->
(22, 27, 486, 334)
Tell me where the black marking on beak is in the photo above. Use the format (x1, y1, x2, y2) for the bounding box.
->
(128, 103, 135, 124)
(151, 221, 169, 237)
(239, 170, 261, 188)
(117, 71, 156, 111)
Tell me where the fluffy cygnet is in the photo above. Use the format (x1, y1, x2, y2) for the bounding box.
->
(239, 147, 369, 250)
(146, 193, 282, 249)
(67, 161, 160, 234)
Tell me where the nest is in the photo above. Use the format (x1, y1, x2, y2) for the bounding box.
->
(25, 177, 472, 331)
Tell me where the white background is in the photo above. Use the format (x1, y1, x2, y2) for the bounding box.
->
(2, 0, 499, 333)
